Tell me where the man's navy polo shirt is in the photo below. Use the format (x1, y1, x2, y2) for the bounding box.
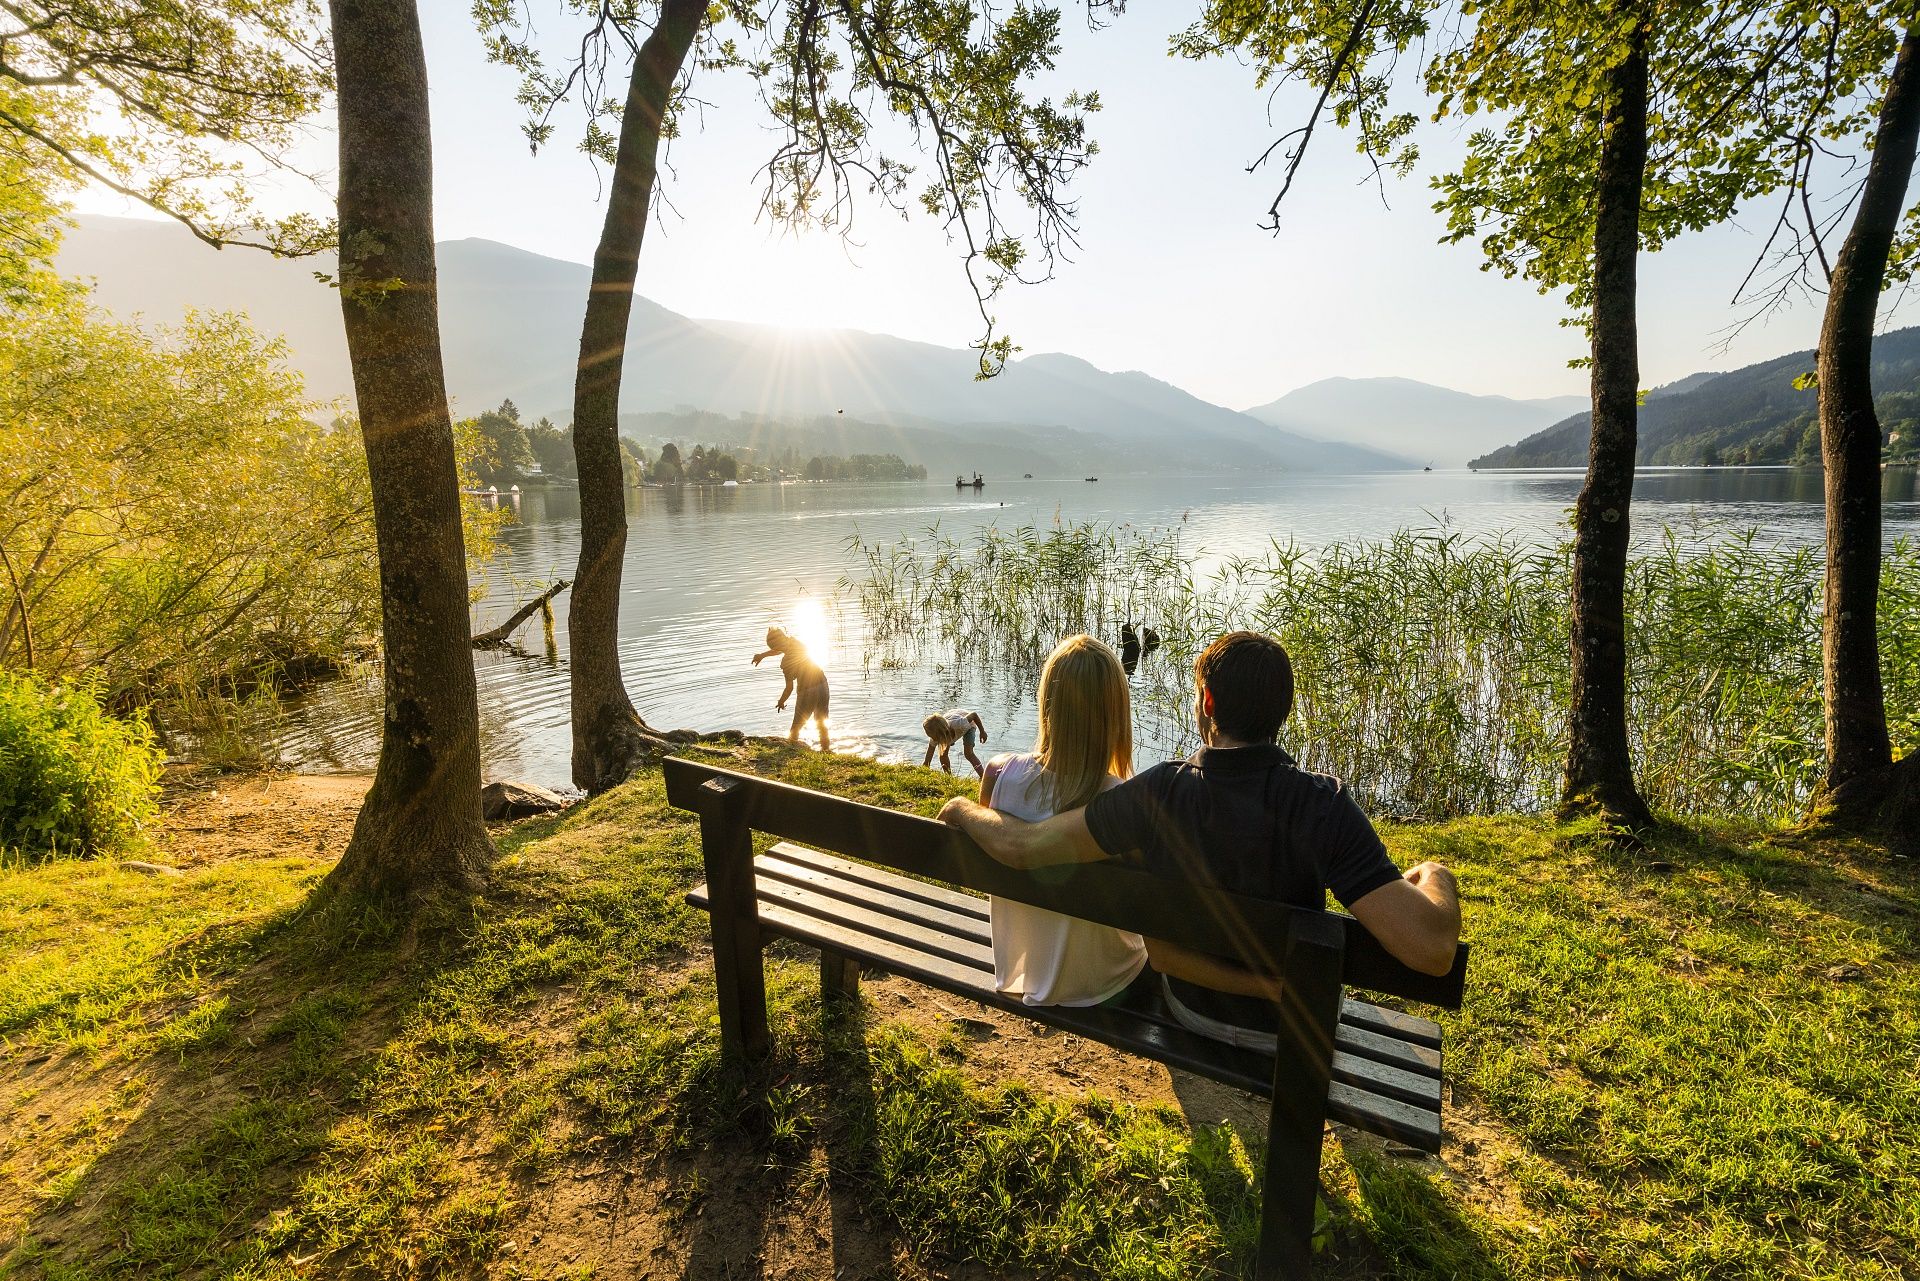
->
(1084, 742, 1400, 1031)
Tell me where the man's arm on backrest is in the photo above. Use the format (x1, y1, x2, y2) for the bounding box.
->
(1346, 862, 1461, 977)
(936, 798, 1107, 868)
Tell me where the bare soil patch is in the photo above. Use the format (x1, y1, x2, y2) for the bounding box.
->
(154, 767, 370, 867)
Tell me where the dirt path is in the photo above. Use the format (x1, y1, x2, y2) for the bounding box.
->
(153, 767, 370, 866)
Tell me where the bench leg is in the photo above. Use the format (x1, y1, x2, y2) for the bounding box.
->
(1254, 915, 1347, 1280)
(699, 777, 770, 1062)
(820, 947, 861, 1007)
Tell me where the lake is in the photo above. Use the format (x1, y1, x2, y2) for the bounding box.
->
(279, 467, 1920, 788)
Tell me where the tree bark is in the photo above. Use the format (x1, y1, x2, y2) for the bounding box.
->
(323, 0, 492, 900)
(1560, 20, 1655, 831)
(1814, 24, 1920, 830)
(568, 0, 707, 794)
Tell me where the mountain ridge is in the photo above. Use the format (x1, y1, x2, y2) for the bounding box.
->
(1243, 375, 1587, 467)
(59, 214, 1413, 476)
(1469, 328, 1920, 468)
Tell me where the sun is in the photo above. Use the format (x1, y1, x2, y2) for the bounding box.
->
(788, 595, 831, 657)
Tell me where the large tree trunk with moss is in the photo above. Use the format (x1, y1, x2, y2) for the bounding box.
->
(1560, 21, 1654, 832)
(323, 0, 492, 899)
(1814, 24, 1920, 838)
(568, 0, 706, 794)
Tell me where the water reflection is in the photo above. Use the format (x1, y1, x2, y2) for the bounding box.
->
(278, 468, 1920, 787)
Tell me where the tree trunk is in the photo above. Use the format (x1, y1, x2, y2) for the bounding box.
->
(568, 0, 707, 794)
(323, 0, 492, 900)
(1560, 20, 1654, 832)
(1814, 23, 1920, 832)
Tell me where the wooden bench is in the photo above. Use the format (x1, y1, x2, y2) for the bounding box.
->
(665, 757, 1469, 1279)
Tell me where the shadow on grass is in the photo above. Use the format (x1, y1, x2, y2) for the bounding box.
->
(4, 893, 489, 1278)
(664, 985, 914, 1281)
(1166, 1071, 1505, 1280)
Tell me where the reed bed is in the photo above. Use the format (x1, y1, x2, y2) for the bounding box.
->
(848, 522, 1920, 823)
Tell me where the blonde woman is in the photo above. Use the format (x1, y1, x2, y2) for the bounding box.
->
(982, 634, 1148, 1006)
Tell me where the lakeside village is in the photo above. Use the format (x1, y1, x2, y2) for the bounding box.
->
(460, 399, 928, 497)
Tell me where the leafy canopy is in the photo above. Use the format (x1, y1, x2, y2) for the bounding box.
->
(0, 0, 332, 254)
(1177, 1, 1911, 330)
(473, 0, 1105, 373)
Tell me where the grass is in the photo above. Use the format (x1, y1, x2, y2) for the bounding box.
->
(0, 743, 1915, 1278)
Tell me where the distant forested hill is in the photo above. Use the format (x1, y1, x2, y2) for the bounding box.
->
(1471, 326, 1920, 468)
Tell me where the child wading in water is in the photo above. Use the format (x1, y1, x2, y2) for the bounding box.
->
(752, 627, 830, 750)
(983, 635, 1147, 1006)
(922, 709, 989, 776)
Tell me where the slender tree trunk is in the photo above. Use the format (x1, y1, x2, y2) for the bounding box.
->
(1816, 25, 1920, 833)
(569, 0, 706, 794)
(1561, 20, 1654, 831)
(323, 0, 491, 900)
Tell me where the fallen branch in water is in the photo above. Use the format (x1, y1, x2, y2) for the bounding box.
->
(473, 580, 571, 650)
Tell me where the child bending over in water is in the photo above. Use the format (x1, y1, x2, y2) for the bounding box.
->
(752, 627, 829, 750)
(922, 709, 988, 776)
(983, 635, 1146, 1006)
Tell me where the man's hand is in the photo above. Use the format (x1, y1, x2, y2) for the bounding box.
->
(936, 796, 978, 827)
(1349, 860, 1462, 977)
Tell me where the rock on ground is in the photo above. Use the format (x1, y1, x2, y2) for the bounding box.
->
(481, 780, 574, 821)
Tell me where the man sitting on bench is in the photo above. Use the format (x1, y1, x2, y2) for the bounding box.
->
(938, 630, 1461, 1052)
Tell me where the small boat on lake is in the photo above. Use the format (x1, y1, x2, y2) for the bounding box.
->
(956, 472, 985, 489)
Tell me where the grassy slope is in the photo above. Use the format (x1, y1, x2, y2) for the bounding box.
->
(0, 744, 1915, 1279)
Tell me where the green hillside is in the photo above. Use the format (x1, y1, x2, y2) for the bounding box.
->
(1471, 325, 1920, 468)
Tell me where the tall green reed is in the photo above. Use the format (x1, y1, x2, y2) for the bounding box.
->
(849, 522, 1920, 823)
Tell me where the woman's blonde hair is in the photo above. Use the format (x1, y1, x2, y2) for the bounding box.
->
(1033, 634, 1132, 812)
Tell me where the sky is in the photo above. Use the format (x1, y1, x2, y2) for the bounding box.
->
(75, 5, 1917, 410)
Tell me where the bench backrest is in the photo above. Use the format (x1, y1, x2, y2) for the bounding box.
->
(663, 756, 1467, 1008)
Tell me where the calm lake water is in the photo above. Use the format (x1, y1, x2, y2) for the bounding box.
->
(280, 467, 1920, 788)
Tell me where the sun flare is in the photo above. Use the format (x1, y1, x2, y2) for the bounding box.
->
(787, 595, 831, 658)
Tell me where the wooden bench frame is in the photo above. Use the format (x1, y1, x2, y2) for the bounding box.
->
(665, 756, 1469, 1279)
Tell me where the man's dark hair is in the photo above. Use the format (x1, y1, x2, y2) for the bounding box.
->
(1194, 631, 1294, 743)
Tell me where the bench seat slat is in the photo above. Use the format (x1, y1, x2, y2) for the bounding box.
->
(768, 841, 993, 922)
(746, 871, 998, 972)
(1340, 1001, 1441, 1050)
(760, 849, 995, 945)
(1333, 1021, 1443, 1078)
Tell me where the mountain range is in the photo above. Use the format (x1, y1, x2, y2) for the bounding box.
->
(1244, 377, 1587, 468)
(58, 214, 1615, 477)
(1470, 327, 1920, 468)
(61, 215, 1418, 476)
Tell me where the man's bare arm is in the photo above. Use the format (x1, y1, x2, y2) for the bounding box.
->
(1142, 938, 1285, 1001)
(936, 797, 1106, 868)
(1348, 862, 1461, 977)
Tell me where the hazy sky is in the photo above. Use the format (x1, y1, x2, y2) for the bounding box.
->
(77, 6, 1916, 410)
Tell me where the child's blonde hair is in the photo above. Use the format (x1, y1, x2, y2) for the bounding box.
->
(1033, 634, 1132, 812)
(922, 713, 951, 742)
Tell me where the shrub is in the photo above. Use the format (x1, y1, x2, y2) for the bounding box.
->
(0, 669, 162, 860)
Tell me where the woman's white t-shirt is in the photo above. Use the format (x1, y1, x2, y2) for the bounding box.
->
(987, 754, 1148, 1007)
